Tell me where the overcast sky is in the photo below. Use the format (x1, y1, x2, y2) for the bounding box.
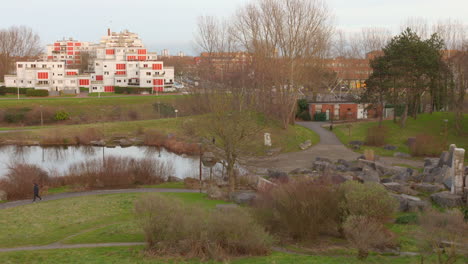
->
(1, 0, 467, 55)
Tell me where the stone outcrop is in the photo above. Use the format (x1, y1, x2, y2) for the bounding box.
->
(431, 192, 464, 208)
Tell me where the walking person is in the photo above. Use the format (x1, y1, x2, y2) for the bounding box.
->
(33, 183, 42, 202)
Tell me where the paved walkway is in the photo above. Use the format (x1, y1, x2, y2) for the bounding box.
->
(0, 188, 199, 210)
(0, 242, 146, 253)
(248, 121, 423, 172)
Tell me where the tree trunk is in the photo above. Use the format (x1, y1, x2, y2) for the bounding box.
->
(400, 103, 408, 128)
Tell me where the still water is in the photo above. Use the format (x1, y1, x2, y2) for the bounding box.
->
(0, 145, 217, 179)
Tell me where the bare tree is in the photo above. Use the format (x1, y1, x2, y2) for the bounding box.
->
(401, 17, 430, 39)
(0, 26, 41, 82)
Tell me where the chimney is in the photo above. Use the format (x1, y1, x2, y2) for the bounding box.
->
(107, 28, 111, 36)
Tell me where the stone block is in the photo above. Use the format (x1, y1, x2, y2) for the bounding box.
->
(431, 191, 463, 208)
(230, 191, 257, 205)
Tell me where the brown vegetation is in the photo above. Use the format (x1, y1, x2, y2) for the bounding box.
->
(135, 194, 271, 261)
(365, 125, 388, 146)
(410, 134, 445, 157)
(144, 130, 199, 155)
(0, 164, 48, 200)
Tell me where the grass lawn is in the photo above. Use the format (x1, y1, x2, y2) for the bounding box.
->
(1, 246, 466, 264)
(142, 181, 186, 189)
(0, 115, 319, 155)
(0, 192, 228, 248)
(333, 112, 468, 157)
(88, 92, 119, 97)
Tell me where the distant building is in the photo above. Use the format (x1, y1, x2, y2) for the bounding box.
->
(195, 52, 251, 80)
(4, 29, 175, 93)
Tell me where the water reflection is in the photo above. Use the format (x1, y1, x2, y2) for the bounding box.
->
(0, 145, 218, 179)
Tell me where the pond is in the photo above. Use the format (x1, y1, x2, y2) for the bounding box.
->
(0, 145, 223, 179)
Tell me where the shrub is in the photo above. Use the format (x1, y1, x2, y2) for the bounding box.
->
(4, 87, 32, 94)
(395, 213, 418, 225)
(41, 129, 73, 145)
(114, 86, 152, 94)
(343, 215, 395, 260)
(127, 109, 139, 120)
(410, 134, 445, 157)
(314, 112, 327, 121)
(2, 163, 49, 200)
(79, 87, 89, 93)
(297, 110, 311, 121)
(254, 179, 342, 241)
(24, 106, 55, 125)
(0, 86, 6, 96)
(3, 108, 31, 123)
(144, 130, 166, 146)
(54, 110, 70, 121)
(340, 181, 397, 223)
(418, 209, 468, 264)
(152, 102, 175, 118)
(135, 194, 271, 260)
(74, 128, 103, 145)
(26, 89, 49, 97)
(365, 125, 388, 146)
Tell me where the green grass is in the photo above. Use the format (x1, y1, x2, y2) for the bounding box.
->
(2, 247, 467, 264)
(88, 92, 118, 97)
(0, 192, 227, 248)
(334, 112, 468, 157)
(46, 186, 72, 195)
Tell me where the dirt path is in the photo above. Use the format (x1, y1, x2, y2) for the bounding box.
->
(248, 121, 423, 172)
(0, 242, 146, 253)
(0, 188, 199, 210)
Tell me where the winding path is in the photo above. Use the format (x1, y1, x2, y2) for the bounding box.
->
(248, 121, 423, 172)
(0, 188, 199, 210)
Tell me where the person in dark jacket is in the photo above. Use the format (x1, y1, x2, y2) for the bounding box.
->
(33, 183, 42, 202)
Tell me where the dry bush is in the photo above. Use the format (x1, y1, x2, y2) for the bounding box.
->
(343, 215, 396, 260)
(1, 163, 49, 200)
(135, 194, 271, 261)
(418, 209, 468, 264)
(163, 138, 199, 155)
(340, 181, 397, 223)
(253, 179, 342, 241)
(183, 177, 201, 189)
(144, 130, 166, 146)
(365, 126, 388, 146)
(63, 156, 172, 188)
(74, 128, 103, 145)
(410, 134, 445, 157)
(24, 106, 55, 125)
(127, 109, 139, 121)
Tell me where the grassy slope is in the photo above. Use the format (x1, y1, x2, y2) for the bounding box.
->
(1, 247, 457, 264)
(334, 112, 468, 157)
(0, 193, 227, 248)
(0, 116, 319, 155)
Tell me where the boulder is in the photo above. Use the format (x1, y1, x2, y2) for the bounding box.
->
(392, 193, 430, 212)
(391, 168, 413, 182)
(384, 145, 398, 151)
(423, 165, 451, 184)
(265, 147, 282, 156)
(0, 190, 7, 201)
(375, 163, 405, 177)
(337, 159, 351, 168)
(381, 178, 393, 183)
(412, 183, 444, 193)
(312, 161, 335, 172)
(201, 152, 218, 167)
(336, 164, 348, 172)
(299, 140, 312, 150)
(230, 191, 257, 205)
(90, 140, 106, 146)
(357, 159, 376, 170)
(424, 158, 439, 168)
(358, 165, 380, 183)
(118, 138, 133, 147)
(393, 152, 411, 158)
(430, 192, 464, 208)
(383, 182, 418, 195)
(437, 151, 451, 167)
(267, 169, 288, 179)
(207, 186, 225, 200)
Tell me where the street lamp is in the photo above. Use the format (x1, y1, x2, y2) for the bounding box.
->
(175, 109, 178, 118)
(40, 105, 43, 127)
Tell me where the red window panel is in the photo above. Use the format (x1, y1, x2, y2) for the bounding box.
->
(74, 42, 81, 46)
(153, 86, 163, 92)
(67, 47, 74, 51)
(152, 63, 162, 70)
(138, 56, 146, 61)
(37, 72, 49, 79)
(66, 71, 77, 76)
(104, 86, 114, 92)
(96, 75, 103, 81)
(79, 79, 90, 86)
(138, 49, 147, 55)
(54, 43, 60, 46)
(67, 42, 73, 46)
(116, 64, 126, 70)
(66, 60, 73, 64)
(106, 49, 115, 55)
(115, 71, 126, 75)
(152, 79, 164, 86)
(47, 56, 53, 59)
(54, 47, 60, 51)
(67, 51, 74, 55)
(127, 56, 136, 61)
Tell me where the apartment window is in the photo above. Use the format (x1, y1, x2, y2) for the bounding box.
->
(146, 72, 151, 76)
(143, 64, 148, 68)
(117, 80, 121, 83)
(21, 80, 23, 83)
(136, 72, 138, 75)
(58, 74, 63, 76)
(147, 80, 151, 84)
(61, 56, 64, 59)
(71, 80, 76, 83)
(42, 64, 47, 68)
(104, 72, 109, 75)
(31, 64, 36, 68)
(14, 80, 16, 83)
(18, 64, 23, 68)
(96, 63, 100, 66)
(104, 65, 107, 68)
(28, 81, 32, 84)
(58, 65, 63, 68)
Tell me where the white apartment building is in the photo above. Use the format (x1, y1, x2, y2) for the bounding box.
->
(4, 29, 175, 93)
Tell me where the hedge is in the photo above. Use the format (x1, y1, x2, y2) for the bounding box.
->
(0, 87, 34, 95)
(114, 86, 152, 94)
(79, 87, 89, 93)
(26, 89, 49, 97)
(314, 112, 327, 121)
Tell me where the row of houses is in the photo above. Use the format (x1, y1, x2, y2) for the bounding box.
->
(4, 29, 175, 93)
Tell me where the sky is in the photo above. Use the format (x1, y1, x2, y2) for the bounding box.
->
(1, 0, 467, 55)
